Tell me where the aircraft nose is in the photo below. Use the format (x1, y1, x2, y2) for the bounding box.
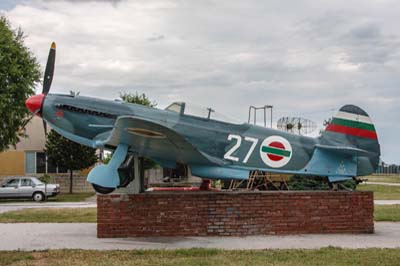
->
(25, 94, 45, 115)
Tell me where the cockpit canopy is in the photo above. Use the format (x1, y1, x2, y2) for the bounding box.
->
(165, 102, 239, 124)
(165, 102, 185, 114)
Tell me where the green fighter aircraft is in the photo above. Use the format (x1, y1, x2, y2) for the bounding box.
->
(25, 43, 381, 194)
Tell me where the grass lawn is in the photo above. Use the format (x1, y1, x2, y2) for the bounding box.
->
(0, 207, 96, 223)
(1, 248, 400, 266)
(364, 175, 400, 184)
(357, 184, 400, 200)
(47, 192, 95, 202)
(0, 192, 95, 203)
(375, 205, 400, 222)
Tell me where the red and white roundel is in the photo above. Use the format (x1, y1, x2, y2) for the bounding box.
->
(259, 136, 293, 168)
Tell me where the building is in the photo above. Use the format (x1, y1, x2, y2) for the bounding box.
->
(0, 116, 67, 177)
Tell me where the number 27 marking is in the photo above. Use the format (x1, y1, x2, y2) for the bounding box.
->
(223, 134, 258, 163)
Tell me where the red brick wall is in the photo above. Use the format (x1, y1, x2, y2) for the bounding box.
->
(97, 191, 373, 238)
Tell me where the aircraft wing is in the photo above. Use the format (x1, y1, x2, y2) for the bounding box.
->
(94, 116, 215, 165)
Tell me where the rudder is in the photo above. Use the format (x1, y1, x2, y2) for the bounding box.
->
(321, 105, 380, 176)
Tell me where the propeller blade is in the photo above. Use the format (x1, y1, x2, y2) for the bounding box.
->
(21, 107, 41, 129)
(21, 114, 34, 129)
(43, 120, 48, 137)
(42, 42, 56, 95)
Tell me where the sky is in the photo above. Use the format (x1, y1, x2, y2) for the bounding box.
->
(1, 0, 399, 163)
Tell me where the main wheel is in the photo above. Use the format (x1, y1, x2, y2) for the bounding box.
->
(32, 192, 44, 202)
(92, 183, 115, 194)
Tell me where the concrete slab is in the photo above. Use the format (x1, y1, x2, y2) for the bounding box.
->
(0, 222, 399, 250)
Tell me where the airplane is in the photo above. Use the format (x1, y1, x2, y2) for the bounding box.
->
(25, 43, 381, 194)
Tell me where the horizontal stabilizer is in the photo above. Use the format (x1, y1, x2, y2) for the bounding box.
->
(315, 144, 369, 156)
(300, 147, 357, 177)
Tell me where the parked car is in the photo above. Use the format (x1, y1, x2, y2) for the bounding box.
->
(0, 177, 60, 201)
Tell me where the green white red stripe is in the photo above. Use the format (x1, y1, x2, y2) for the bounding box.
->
(335, 111, 373, 125)
(261, 142, 291, 160)
(326, 111, 377, 140)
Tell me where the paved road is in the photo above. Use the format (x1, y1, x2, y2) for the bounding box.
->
(0, 202, 96, 214)
(0, 222, 399, 250)
(375, 200, 400, 205)
(363, 182, 400, 186)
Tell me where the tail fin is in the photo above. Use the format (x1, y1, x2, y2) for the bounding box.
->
(321, 105, 381, 176)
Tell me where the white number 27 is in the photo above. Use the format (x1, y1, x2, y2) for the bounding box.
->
(223, 134, 258, 163)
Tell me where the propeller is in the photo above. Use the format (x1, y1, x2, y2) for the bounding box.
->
(25, 42, 56, 137)
(22, 43, 57, 187)
(42, 42, 56, 136)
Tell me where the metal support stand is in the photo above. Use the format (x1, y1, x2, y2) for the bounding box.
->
(229, 171, 290, 191)
(119, 156, 145, 194)
(132, 156, 145, 194)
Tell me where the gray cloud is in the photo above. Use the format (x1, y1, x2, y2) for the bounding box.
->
(147, 34, 165, 42)
(3, 0, 400, 163)
(44, 0, 123, 4)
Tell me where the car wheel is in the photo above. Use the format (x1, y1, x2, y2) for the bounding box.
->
(32, 192, 44, 202)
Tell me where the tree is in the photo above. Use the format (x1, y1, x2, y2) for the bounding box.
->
(45, 130, 98, 194)
(0, 16, 41, 152)
(119, 92, 157, 170)
(119, 92, 157, 107)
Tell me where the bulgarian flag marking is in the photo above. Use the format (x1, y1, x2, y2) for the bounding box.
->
(261, 141, 291, 161)
(259, 136, 293, 168)
(326, 111, 377, 140)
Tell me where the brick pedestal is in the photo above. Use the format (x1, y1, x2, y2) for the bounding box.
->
(97, 191, 373, 238)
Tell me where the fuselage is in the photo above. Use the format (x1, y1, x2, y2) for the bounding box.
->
(41, 93, 318, 173)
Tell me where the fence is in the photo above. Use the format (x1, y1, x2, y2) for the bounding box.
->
(375, 165, 400, 175)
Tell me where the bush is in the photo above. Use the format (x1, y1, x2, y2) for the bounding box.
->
(288, 175, 358, 191)
(339, 179, 357, 190)
(288, 175, 330, 190)
(39, 174, 51, 184)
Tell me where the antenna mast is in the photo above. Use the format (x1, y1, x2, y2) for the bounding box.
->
(248, 105, 273, 127)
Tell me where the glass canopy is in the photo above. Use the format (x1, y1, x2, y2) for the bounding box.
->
(165, 102, 240, 124)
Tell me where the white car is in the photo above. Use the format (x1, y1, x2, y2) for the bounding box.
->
(0, 177, 60, 202)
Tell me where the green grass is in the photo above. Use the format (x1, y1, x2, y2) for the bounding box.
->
(0, 192, 95, 203)
(0, 207, 97, 223)
(47, 192, 95, 202)
(375, 205, 400, 221)
(1, 248, 400, 266)
(357, 184, 400, 200)
(364, 175, 400, 184)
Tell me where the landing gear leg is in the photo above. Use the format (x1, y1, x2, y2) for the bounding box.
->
(87, 144, 129, 194)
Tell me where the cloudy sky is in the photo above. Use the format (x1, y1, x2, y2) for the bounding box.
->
(1, 0, 399, 163)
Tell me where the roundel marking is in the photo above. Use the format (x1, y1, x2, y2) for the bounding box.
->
(260, 136, 292, 168)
